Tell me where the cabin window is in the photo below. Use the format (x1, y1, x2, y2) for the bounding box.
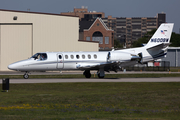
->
(76, 55, 80, 59)
(59, 55, 62, 59)
(82, 55, 85, 59)
(65, 55, 68, 59)
(71, 55, 74, 59)
(40, 53, 47, 60)
(31, 53, 47, 60)
(88, 54, 91, 59)
(94, 54, 97, 59)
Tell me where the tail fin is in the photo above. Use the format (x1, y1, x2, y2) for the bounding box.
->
(145, 23, 174, 49)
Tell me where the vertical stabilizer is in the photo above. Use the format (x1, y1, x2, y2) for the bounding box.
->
(145, 23, 174, 49)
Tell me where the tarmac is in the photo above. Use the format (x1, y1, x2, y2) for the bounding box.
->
(0, 71, 180, 84)
(0, 70, 180, 75)
(1, 77, 179, 84)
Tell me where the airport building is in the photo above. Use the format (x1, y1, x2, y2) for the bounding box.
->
(162, 47, 180, 67)
(0, 9, 99, 71)
(61, 7, 166, 47)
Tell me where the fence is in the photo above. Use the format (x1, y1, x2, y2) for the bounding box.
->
(124, 61, 170, 71)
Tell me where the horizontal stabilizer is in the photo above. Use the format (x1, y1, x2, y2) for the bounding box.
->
(147, 43, 171, 51)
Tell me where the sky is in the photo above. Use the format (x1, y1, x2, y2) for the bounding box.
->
(0, 0, 180, 33)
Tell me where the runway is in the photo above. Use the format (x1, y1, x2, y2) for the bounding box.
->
(4, 77, 180, 83)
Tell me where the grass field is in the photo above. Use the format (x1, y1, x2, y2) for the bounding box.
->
(0, 82, 180, 119)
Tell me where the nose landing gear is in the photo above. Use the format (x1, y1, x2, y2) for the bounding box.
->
(23, 72, 29, 79)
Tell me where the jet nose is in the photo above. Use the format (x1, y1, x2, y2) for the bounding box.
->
(8, 64, 16, 70)
(8, 60, 28, 71)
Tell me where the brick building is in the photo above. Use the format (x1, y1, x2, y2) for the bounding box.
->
(80, 18, 114, 50)
(62, 7, 166, 48)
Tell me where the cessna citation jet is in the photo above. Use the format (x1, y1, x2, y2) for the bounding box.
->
(8, 23, 174, 79)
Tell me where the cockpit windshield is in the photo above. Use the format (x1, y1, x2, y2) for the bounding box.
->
(31, 53, 47, 60)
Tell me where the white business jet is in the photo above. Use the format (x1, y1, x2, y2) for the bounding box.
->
(8, 23, 174, 79)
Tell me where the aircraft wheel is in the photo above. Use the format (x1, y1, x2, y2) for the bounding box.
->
(98, 73, 104, 78)
(83, 70, 91, 78)
(23, 73, 29, 79)
(85, 73, 91, 78)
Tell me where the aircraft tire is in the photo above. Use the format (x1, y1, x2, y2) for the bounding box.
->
(85, 73, 91, 78)
(98, 73, 104, 78)
(23, 74, 29, 79)
(83, 70, 91, 78)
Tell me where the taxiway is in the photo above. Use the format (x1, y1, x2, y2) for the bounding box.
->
(4, 77, 180, 84)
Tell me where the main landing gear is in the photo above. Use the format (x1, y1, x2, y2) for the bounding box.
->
(83, 70, 91, 78)
(97, 69, 105, 78)
(23, 72, 29, 79)
(83, 69, 105, 78)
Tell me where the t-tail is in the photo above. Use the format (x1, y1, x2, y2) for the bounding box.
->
(144, 23, 174, 60)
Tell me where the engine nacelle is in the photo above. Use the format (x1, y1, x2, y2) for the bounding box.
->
(107, 51, 132, 62)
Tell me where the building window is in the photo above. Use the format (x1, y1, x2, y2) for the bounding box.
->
(99, 47, 103, 50)
(97, 23, 99, 26)
(99, 38, 103, 44)
(92, 37, 103, 44)
(86, 37, 90, 41)
(105, 37, 109, 44)
(13, 16, 18, 20)
(92, 31, 103, 44)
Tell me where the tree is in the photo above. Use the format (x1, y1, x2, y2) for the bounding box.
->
(114, 39, 123, 49)
(132, 29, 180, 47)
(170, 32, 180, 47)
(132, 29, 156, 47)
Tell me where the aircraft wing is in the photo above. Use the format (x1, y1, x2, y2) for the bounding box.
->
(76, 61, 119, 70)
(76, 53, 141, 71)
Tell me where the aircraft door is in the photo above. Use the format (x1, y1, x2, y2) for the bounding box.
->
(57, 54, 64, 69)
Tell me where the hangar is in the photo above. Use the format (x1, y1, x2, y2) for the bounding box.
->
(0, 9, 98, 71)
(162, 47, 180, 67)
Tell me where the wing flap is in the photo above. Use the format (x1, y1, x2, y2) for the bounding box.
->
(76, 61, 119, 70)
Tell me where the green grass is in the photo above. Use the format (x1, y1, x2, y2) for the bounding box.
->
(0, 82, 180, 119)
(170, 67, 180, 72)
(0, 73, 180, 79)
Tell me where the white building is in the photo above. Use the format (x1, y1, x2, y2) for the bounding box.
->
(162, 47, 180, 67)
(0, 9, 98, 71)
